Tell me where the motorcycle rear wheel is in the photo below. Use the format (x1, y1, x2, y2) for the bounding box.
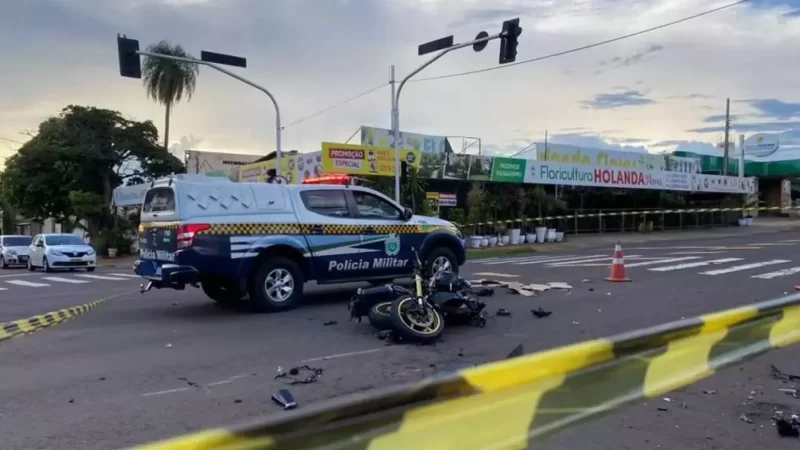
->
(368, 302, 393, 331)
(389, 296, 445, 342)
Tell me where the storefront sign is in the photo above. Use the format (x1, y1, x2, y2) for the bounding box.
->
(321, 142, 420, 176)
(360, 125, 448, 153)
(690, 173, 756, 194)
(535, 143, 667, 171)
(490, 157, 526, 183)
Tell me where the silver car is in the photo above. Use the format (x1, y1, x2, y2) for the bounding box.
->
(0, 235, 33, 269)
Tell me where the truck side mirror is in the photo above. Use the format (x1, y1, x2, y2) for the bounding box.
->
(402, 207, 413, 221)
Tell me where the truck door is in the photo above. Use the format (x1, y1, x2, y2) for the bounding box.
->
(348, 189, 422, 279)
(295, 189, 370, 282)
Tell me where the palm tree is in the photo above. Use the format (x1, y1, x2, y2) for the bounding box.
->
(141, 41, 199, 150)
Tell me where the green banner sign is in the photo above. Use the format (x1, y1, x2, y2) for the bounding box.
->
(490, 157, 526, 183)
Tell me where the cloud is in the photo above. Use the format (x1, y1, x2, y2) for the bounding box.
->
(702, 114, 738, 123)
(652, 140, 719, 155)
(785, 9, 800, 17)
(597, 44, 665, 69)
(688, 121, 800, 133)
(547, 133, 649, 153)
(742, 98, 800, 120)
(581, 90, 656, 109)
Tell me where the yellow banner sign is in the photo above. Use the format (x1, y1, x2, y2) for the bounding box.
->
(321, 142, 420, 177)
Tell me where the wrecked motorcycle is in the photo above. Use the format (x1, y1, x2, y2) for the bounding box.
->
(387, 248, 486, 342)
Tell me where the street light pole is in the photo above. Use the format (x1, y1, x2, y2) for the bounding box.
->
(390, 32, 501, 203)
(136, 51, 283, 175)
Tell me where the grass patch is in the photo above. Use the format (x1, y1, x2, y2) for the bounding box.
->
(466, 245, 539, 260)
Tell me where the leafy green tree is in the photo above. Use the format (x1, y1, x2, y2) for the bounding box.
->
(1, 105, 184, 234)
(142, 41, 199, 150)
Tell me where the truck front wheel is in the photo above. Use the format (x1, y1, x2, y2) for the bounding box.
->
(425, 247, 459, 278)
(249, 257, 304, 312)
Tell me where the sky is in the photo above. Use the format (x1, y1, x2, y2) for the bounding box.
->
(2, 0, 800, 168)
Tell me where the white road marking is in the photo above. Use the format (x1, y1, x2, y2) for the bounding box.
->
(481, 255, 567, 265)
(648, 258, 743, 272)
(622, 257, 702, 268)
(0, 287, 6, 291)
(75, 274, 127, 281)
(301, 348, 382, 363)
(41, 276, 91, 284)
(109, 273, 141, 278)
(468, 257, 501, 263)
(207, 379, 234, 386)
(701, 260, 790, 275)
(142, 387, 192, 397)
(473, 272, 520, 278)
(5, 279, 50, 287)
(748, 243, 796, 246)
(751, 267, 800, 279)
(668, 251, 728, 255)
(627, 246, 725, 250)
(515, 255, 607, 265)
(547, 255, 642, 266)
(0, 273, 35, 279)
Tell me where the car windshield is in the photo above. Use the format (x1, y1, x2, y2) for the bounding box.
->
(45, 235, 85, 246)
(3, 237, 32, 246)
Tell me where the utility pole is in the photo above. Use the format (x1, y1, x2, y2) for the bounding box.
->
(723, 98, 731, 176)
(116, 35, 283, 175)
(390, 19, 522, 203)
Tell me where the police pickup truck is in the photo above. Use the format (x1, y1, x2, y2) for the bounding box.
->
(134, 175, 466, 312)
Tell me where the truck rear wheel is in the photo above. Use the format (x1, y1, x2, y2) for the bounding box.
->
(201, 281, 243, 305)
(249, 257, 304, 312)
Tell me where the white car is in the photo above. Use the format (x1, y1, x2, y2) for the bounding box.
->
(28, 233, 97, 272)
(0, 235, 33, 269)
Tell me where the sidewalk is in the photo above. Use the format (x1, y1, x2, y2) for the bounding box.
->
(98, 254, 137, 268)
(467, 218, 800, 258)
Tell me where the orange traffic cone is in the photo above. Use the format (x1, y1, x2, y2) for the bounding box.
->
(605, 241, 631, 282)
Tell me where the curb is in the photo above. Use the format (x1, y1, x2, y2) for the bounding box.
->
(0, 294, 122, 342)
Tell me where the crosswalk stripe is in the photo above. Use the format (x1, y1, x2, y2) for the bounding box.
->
(109, 273, 140, 278)
(0, 287, 6, 291)
(76, 274, 127, 281)
(648, 258, 744, 272)
(622, 257, 701, 268)
(751, 267, 800, 279)
(6, 280, 50, 287)
(701, 260, 790, 275)
(42, 276, 91, 284)
(547, 255, 643, 266)
(482, 255, 567, 265)
(515, 255, 607, 266)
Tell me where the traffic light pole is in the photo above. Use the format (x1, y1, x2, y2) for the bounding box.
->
(390, 32, 499, 203)
(137, 51, 283, 175)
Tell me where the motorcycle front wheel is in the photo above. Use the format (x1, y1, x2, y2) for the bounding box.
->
(389, 296, 445, 342)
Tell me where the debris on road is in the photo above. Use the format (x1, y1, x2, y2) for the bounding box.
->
(506, 344, 524, 359)
(234, 399, 242, 404)
(323, 320, 337, 326)
(496, 308, 512, 317)
(274, 365, 323, 385)
(702, 389, 717, 395)
(771, 364, 800, 382)
(473, 287, 495, 297)
(548, 282, 573, 290)
(531, 308, 552, 318)
(165, 343, 173, 348)
(272, 389, 298, 410)
(739, 413, 754, 424)
(775, 418, 799, 438)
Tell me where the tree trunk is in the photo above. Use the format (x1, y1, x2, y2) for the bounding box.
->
(164, 102, 172, 150)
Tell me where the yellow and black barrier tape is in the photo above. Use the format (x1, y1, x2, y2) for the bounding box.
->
(0, 294, 120, 342)
(133, 293, 800, 450)
(463, 204, 797, 228)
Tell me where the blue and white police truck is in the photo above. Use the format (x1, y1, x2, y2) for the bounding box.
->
(134, 174, 466, 312)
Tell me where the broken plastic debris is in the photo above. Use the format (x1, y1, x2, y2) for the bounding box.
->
(703, 389, 717, 394)
(274, 365, 323, 385)
(739, 413, 754, 424)
(496, 308, 512, 317)
(548, 282, 573, 289)
(272, 389, 297, 410)
(775, 418, 799, 438)
(531, 308, 552, 318)
(165, 343, 173, 348)
(323, 320, 337, 326)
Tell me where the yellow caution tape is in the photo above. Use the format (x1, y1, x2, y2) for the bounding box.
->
(0, 294, 120, 342)
(132, 293, 800, 450)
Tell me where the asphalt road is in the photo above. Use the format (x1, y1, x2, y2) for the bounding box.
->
(3, 230, 800, 449)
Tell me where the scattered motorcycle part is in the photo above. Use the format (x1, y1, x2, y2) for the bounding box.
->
(274, 365, 323, 385)
(272, 389, 297, 410)
(389, 296, 445, 343)
(496, 308, 512, 317)
(367, 302, 394, 331)
(531, 307, 553, 318)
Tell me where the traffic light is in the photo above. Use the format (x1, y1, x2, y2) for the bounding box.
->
(117, 34, 142, 79)
(499, 19, 522, 65)
(400, 161, 409, 185)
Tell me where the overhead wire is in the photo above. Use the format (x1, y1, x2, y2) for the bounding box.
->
(413, 0, 750, 82)
(282, 83, 388, 129)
